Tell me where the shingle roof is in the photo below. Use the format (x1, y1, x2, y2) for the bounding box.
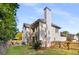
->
(33, 19, 61, 29)
(44, 7, 51, 11)
(23, 19, 61, 29)
(23, 23, 30, 28)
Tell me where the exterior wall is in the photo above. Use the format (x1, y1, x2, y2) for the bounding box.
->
(44, 8, 52, 47)
(32, 26, 39, 40)
(39, 22, 43, 41)
(22, 27, 28, 44)
(39, 22, 46, 47)
(55, 29, 60, 41)
(22, 22, 61, 47)
(39, 22, 61, 47)
(60, 37, 67, 41)
(35, 26, 39, 41)
(51, 27, 60, 41)
(22, 26, 33, 44)
(51, 27, 55, 41)
(39, 22, 46, 40)
(74, 35, 78, 41)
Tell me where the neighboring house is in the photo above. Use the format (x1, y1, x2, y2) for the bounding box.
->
(61, 32, 78, 42)
(76, 35, 79, 42)
(60, 32, 67, 41)
(73, 35, 78, 42)
(22, 7, 61, 47)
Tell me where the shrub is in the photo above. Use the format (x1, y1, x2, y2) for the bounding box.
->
(15, 32, 22, 40)
(32, 39, 41, 50)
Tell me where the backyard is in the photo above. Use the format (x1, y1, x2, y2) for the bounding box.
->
(5, 45, 79, 55)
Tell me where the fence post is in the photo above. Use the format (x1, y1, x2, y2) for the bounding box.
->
(59, 41, 61, 48)
(67, 41, 70, 50)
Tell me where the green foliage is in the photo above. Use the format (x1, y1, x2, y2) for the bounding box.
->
(62, 31, 69, 37)
(15, 32, 22, 40)
(6, 46, 79, 55)
(32, 39, 41, 49)
(6, 46, 36, 55)
(76, 32, 79, 36)
(43, 48, 79, 55)
(0, 3, 19, 40)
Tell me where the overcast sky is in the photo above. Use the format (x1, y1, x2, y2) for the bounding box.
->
(16, 3, 79, 34)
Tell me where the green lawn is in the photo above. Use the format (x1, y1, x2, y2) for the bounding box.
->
(5, 46, 79, 55)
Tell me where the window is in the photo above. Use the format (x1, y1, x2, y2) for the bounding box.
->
(48, 31, 50, 35)
(48, 36, 50, 40)
(55, 28, 58, 33)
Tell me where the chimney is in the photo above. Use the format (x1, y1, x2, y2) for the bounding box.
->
(44, 7, 52, 24)
(44, 7, 52, 47)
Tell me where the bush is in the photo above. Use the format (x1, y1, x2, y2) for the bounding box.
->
(32, 39, 41, 50)
(15, 32, 22, 40)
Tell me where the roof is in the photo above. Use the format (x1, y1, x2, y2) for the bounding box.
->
(23, 23, 30, 28)
(44, 7, 51, 11)
(31, 19, 61, 29)
(23, 19, 61, 29)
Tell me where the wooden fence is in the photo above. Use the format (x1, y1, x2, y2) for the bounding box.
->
(51, 41, 79, 50)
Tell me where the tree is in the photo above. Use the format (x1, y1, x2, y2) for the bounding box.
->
(76, 32, 79, 41)
(76, 33, 79, 36)
(15, 32, 22, 40)
(62, 31, 69, 37)
(0, 3, 19, 41)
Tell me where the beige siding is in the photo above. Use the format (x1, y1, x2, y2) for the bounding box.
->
(60, 37, 67, 41)
(51, 27, 60, 41)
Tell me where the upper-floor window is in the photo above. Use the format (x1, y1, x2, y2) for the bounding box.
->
(55, 28, 58, 33)
(48, 31, 50, 35)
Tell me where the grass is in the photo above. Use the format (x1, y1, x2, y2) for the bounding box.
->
(5, 45, 79, 55)
(42, 48, 79, 55)
(6, 45, 36, 55)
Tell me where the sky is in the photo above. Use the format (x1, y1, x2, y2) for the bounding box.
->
(16, 3, 79, 34)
